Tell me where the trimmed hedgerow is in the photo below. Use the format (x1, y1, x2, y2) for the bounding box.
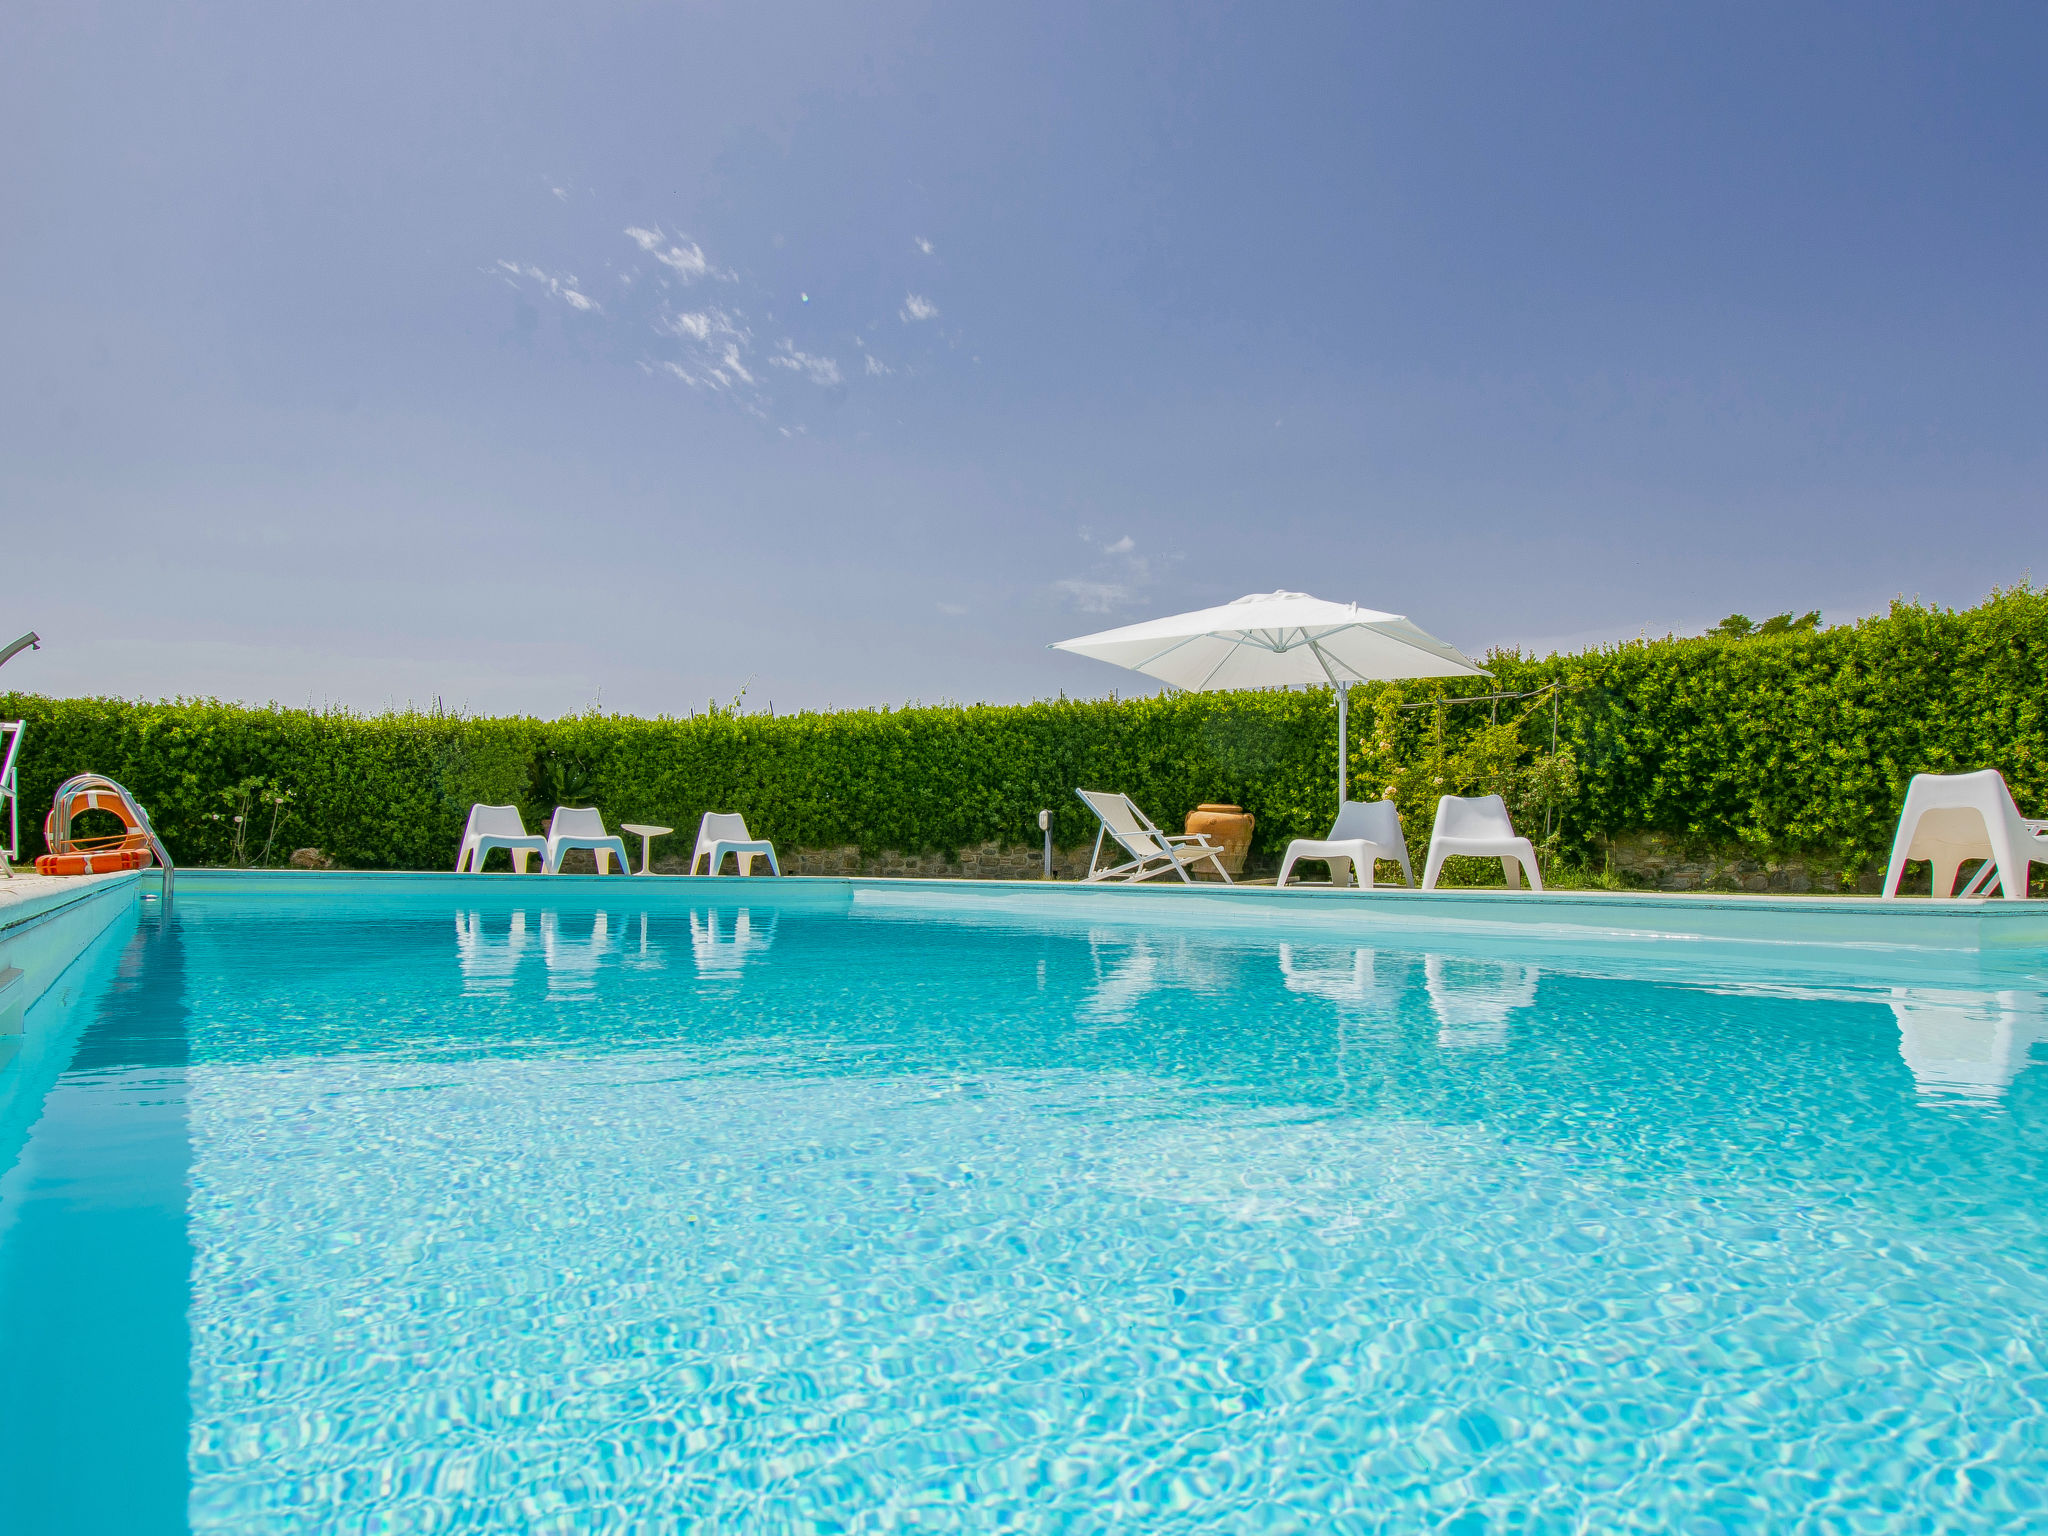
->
(2, 587, 2042, 872)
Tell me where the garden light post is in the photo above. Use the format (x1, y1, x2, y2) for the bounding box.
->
(1039, 809, 1053, 878)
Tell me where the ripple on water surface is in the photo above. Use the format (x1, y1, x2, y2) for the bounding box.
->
(14, 893, 2048, 1532)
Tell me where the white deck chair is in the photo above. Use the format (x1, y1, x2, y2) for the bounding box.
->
(1421, 794, 1543, 891)
(689, 812, 780, 876)
(1075, 789, 1232, 883)
(1277, 799, 1414, 888)
(545, 806, 632, 875)
(455, 803, 550, 873)
(1882, 769, 2048, 900)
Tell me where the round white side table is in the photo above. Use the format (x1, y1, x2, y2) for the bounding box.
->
(620, 823, 673, 876)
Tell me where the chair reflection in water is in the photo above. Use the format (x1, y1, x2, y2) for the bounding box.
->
(1080, 930, 1232, 1022)
(1278, 945, 1404, 1087)
(1889, 988, 2048, 1102)
(1278, 945, 1396, 1010)
(454, 910, 533, 993)
(1425, 955, 1540, 1049)
(689, 908, 776, 976)
(541, 910, 616, 997)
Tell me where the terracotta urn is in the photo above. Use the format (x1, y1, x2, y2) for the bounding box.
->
(1184, 804, 1255, 878)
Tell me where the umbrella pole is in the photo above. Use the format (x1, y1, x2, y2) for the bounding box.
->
(1336, 682, 1349, 808)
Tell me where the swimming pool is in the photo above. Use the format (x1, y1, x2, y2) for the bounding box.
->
(3, 874, 2046, 1533)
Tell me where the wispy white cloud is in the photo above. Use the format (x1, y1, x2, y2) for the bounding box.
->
(648, 306, 761, 392)
(1054, 579, 1129, 614)
(659, 307, 746, 345)
(492, 214, 955, 423)
(712, 344, 754, 387)
(1056, 532, 1165, 614)
(937, 600, 968, 616)
(624, 226, 732, 282)
(495, 260, 601, 312)
(770, 343, 843, 387)
(657, 341, 755, 392)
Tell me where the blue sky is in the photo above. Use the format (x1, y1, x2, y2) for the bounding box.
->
(4, 2, 2043, 715)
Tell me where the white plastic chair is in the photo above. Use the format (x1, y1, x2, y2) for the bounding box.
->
(1277, 799, 1414, 889)
(545, 806, 632, 875)
(690, 812, 780, 876)
(1075, 789, 1232, 883)
(455, 803, 550, 873)
(1421, 794, 1543, 891)
(1882, 769, 2048, 900)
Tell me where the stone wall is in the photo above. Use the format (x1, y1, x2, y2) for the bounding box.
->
(652, 840, 1270, 882)
(1597, 832, 1885, 894)
(653, 841, 1105, 881)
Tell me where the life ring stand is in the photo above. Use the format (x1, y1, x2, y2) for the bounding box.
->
(33, 774, 176, 895)
(44, 786, 155, 864)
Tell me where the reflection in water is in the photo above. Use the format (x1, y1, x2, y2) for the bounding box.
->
(1426, 955, 1541, 1050)
(690, 909, 775, 977)
(1278, 945, 1393, 1011)
(622, 911, 667, 973)
(454, 911, 531, 995)
(1890, 987, 2048, 1102)
(459, 910, 666, 995)
(44, 888, 2048, 1534)
(1278, 944, 1404, 1089)
(1081, 930, 1232, 1022)
(540, 911, 616, 998)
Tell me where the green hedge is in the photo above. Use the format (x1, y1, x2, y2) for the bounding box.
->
(3, 587, 2043, 872)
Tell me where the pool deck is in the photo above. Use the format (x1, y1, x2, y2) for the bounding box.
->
(0, 871, 142, 1033)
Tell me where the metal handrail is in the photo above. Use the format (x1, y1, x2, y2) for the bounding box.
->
(0, 721, 22, 877)
(47, 773, 176, 903)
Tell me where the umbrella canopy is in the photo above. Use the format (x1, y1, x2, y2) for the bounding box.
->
(1052, 591, 1488, 807)
(1051, 591, 1486, 692)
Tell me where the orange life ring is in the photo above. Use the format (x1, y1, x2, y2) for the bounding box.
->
(36, 848, 150, 876)
(44, 787, 155, 865)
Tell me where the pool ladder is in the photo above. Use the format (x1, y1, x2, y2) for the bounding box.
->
(45, 773, 177, 904)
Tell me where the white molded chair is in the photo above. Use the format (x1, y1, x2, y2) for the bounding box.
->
(1421, 794, 1542, 891)
(690, 812, 780, 876)
(1882, 769, 2047, 900)
(545, 806, 632, 875)
(1076, 789, 1231, 883)
(1277, 799, 1414, 889)
(456, 803, 550, 873)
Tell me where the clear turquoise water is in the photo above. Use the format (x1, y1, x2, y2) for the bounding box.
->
(3, 877, 2047, 1535)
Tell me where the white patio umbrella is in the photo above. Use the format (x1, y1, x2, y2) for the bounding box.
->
(1051, 591, 1488, 805)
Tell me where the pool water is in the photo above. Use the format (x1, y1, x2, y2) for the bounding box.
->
(3, 879, 2047, 1534)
